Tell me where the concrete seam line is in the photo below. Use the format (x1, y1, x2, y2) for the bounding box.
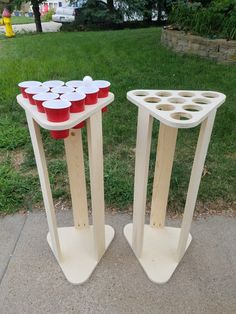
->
(0, 213, 28, 286)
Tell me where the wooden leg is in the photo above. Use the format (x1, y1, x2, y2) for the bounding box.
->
(26, 113, 62, 262)
(150, 124, 178, 228)
(87, 111, 105, 262)
(177, 111, 217, 262)
(132, 108, 153, 258)
(64, 129, 89, 229)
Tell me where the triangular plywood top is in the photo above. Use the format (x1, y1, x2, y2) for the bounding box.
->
(127, 90, 226, 128)
(17, 93, 114, 130)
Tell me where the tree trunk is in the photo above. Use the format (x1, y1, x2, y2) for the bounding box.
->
(143, 0, 153, 23)
(157, 0, 162, 22)
(107, 0, 114, 12)
(32, 2, 42, 33)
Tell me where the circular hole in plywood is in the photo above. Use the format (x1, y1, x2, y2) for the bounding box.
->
(168, 97, 186, 104)
(193, 98, 211, 105)
(156, 104, 175, 111)
(171, 112, 192, 121)
(133, 91, 149, 97)
(156, 91, 172, 97)
(201, 92, 219, 98)
(144, 97, 161, 103)
(178, 92, 195, 98)
(183, 104, 203, 112)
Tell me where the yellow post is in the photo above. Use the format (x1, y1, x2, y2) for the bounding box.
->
(1, 6, 15, 38)
(3, 17, 15, 37)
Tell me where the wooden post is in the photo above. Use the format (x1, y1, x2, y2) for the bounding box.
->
(124, 89, 225, 283)
(150, 123, 178, 228)
(132, 108, 153, 258)
(64, 129, 89, 229)
(87, 111, 105, 262)
(17, 94, 116, 284)
(26, 113, 62, 262)
(177, 110, 216, 262)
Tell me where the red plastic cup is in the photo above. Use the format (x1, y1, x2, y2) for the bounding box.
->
(102, 107, 108, 113)
(43, 99, 71, 122)
(66, 80, 83, 89)
(43, 99, 71, 140)
(60, 92, 86, 113)
(94, 80, 110, 98)
(94, 80, 110, 112)
(51, 86, 75, 95)
(18, 81, 42, 98)
(86, 92, 98, 105)
(33, 92, 60, 113)
(25, 86, 49, 105)
(76, 86, 99, 105)
(50, 130, 69, 139)
(61, 92, 86, 129)
(72, 121, 85, 129)
(42, 80, 65, 90)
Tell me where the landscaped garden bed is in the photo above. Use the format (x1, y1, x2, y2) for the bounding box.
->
(162, 0, 236, 63)
(161, 29, 236, 63)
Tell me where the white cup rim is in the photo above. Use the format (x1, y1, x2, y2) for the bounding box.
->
(94, 80, 111, 88)
(76, 86, 99, 94)
(51, 86, 75, 94)
(25, 86, 49, 94)
(43, 99, 71, 109)
(61, 92, 86, 101)
(66, 81, 83, 88)
(42, 80, 65, 88)
(18, 81, 42, 88)
(33, 92, 59, 101)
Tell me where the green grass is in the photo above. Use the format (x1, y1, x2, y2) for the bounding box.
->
(11, 16, 34, 25)
(0, 28, 235, 214)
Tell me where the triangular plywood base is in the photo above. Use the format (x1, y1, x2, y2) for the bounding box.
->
(124, 223, 192, 284)
(47, 225, 115, 284)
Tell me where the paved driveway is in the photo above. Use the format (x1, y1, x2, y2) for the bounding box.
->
(0, 211, 236, 314)
(0, 21, 62, 35)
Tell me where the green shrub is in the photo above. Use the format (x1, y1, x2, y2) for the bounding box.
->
(42, 9, 55, 22)
(169, 0, 236, 40)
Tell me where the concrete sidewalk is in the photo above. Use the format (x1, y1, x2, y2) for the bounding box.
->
(0, 211, 235, 314)
(0, 21, 62, 35)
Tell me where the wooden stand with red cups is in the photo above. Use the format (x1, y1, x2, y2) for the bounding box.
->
(16, 77, 115, 284)
(17, 76, 113, 140)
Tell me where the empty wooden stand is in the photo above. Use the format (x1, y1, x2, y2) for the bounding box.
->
(124, 89, 226, 283)
(17, 93, 115, 284)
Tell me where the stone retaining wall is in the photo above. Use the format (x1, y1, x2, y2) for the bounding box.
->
(161, 29, 236, 63)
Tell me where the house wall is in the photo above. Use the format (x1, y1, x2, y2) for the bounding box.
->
(43, 0, 68, 9)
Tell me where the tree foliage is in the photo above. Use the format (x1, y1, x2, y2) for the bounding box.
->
(75, 0, 122, 27)
(71, 0, 170, 25)
(117, 0, 171, 22)
(169, 0, 236, 40)
(0, 0, 11, 14)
